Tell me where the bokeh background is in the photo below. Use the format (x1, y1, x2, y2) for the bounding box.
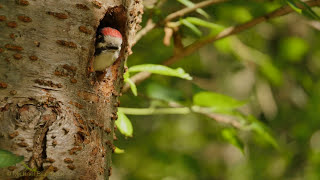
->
(111, 0, 320, 179)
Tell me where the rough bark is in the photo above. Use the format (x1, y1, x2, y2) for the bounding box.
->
(0, 0, 142, 179)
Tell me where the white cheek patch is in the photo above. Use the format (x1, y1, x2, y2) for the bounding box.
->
(103, 36, 123, 47)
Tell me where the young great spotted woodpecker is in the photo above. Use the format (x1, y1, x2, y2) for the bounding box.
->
(93, 27, 122, 71)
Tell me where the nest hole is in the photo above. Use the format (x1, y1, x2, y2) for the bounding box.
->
(92, 6, 127, 77)
(96, 6, 127, 48)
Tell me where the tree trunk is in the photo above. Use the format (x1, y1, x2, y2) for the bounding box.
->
(0, 0, 142, 179)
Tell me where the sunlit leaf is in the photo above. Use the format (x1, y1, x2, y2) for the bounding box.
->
(177, 0, 209, 19)
(125, 78, 138, 96)
(124, 71, 138, 96)
(0, 149, 24, 168)
(184, 17, 223, 30)
(180, 19, 202, 36)
(114, 147, 125, 154)
(221, 129, 245, 154)
(286, 0, 302, 14)
(116, 111, 133, 137)
(129, 64, 192, 80)
(193, 92, 246, 111)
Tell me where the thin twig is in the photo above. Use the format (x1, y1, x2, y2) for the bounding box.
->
(164, 0, 229, 22)
(123, 0, 320, 92)
(133, 0, 228, 44)
(119, 106, 243, 128)
(134, 0, 167, 45)
(196, 110, 243, 129)
(134, 19, 156, 45)
(164, 0, 320, 65)
(118, 107, 190, 115)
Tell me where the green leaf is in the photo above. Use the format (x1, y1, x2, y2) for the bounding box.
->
(193, 92, 246, 111)
(114, 147, 125, 154)
(115, 111, 133, 137)
(184, 17, 224, 30)
(128, 64, 192, 80)
(286, 0, 302, 14)
(0, 149, 24, 168)
(180, 19, 202, 36)
(300, 1, 320, 20)
(247, 115, 279, 150)
(221, 129, 245, 154)
(286, 0, 320, 20)
(125, 78, 138, 96)
(177, 0, 209, 19)
(124, 71, 138, 96)
(299, 0, 320, 20)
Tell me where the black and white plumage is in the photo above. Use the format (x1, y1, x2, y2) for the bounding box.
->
(93, 27, 122, 71)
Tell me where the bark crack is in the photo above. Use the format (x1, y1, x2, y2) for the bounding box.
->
(41, 127, 48, 171)
(30, 108, 57, 170)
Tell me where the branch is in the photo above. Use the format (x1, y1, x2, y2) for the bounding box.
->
(118, 107, 190, 115)
(123, 0, 320, 92)
(192, 106, 243, 129)
(165, 0, 320, 65)
(118, 106, 243, 128)
(133, 19, 156, 46)
(164, 0, 229, 23)
(134, 0, 228, 44)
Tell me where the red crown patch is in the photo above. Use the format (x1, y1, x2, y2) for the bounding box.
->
(101, 27, 122, 39)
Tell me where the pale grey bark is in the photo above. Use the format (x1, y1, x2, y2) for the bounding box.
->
(0, 0, 142, 179)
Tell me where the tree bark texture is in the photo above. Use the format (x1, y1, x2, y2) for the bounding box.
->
(0, 0, 142, 179)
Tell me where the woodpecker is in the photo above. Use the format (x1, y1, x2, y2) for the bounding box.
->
(93, 27, 122, 71)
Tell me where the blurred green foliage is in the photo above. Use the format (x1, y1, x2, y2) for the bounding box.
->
(112, 0, 320, 180)
(279, 37, 309, 62)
